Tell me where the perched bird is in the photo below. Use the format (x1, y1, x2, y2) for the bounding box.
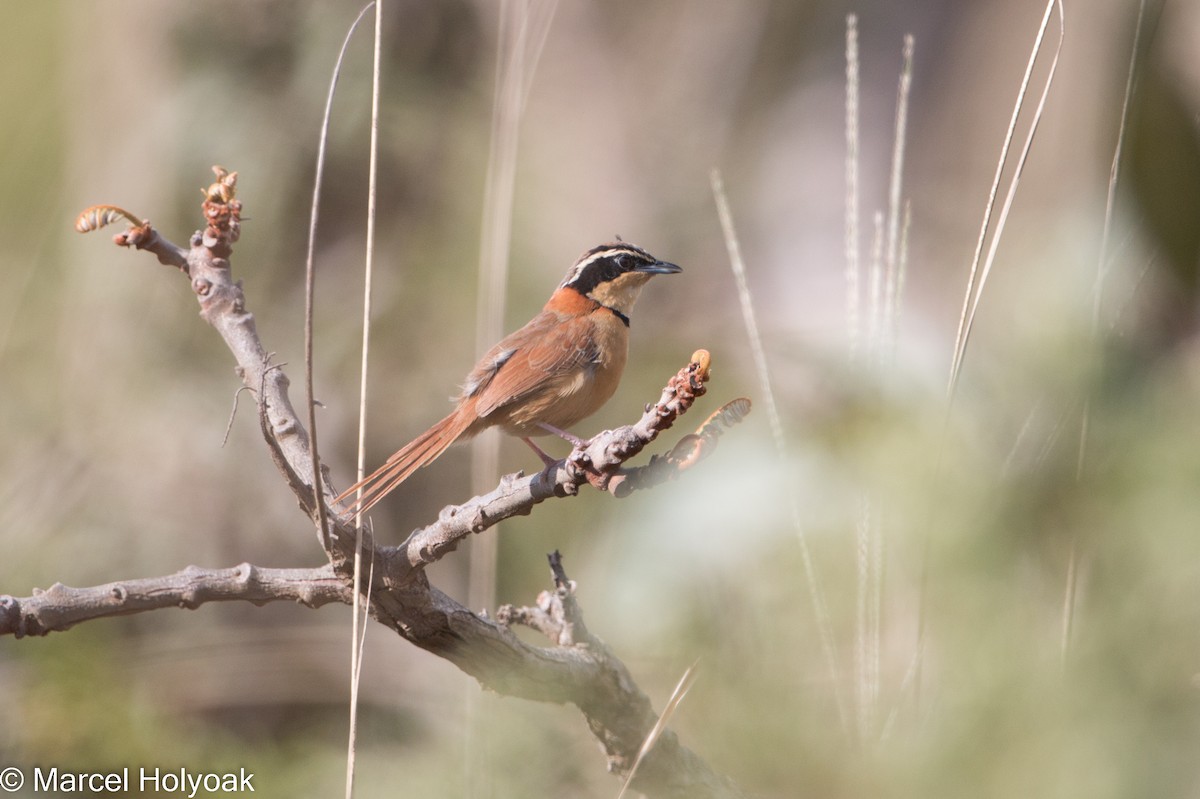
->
(336, 242, 682, 515)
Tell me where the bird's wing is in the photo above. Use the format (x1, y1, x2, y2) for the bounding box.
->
(466, 310, 599, 420)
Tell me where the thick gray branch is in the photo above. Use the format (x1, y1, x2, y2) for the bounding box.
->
(372, 570, 744, 799)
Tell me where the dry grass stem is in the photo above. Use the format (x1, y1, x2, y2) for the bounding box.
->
(615, 659, 701, 799)
(304, 4, 383, 797)
(855, 498, 880, 743)
(867, 211, 885, 363)
(844, 14, 861, 361)
(711, 168, 849, 737)
(468, 0, 558, 615)
(947, 0, 1066, 400)
(855, 32, 914, 743)
(882, 35, 914, 363)
(1064, 0, 1144, 669)
(467, 3, 558, 792)
(892, 199, 912, 356)
(915, 0, 1065, 721)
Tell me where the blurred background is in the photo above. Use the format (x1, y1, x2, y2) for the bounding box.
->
(3, 0, 1200, 796)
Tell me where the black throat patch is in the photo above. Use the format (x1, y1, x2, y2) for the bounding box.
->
(603, 304, 631, 327)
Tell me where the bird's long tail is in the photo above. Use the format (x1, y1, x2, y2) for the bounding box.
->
(335, 409, 474, 516)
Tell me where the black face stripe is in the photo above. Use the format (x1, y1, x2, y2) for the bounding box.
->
(561, 243, 659, 294)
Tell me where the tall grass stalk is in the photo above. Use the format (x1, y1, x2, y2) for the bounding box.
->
(858, 208, 884, 743)
(349, 6, 382, 796)
(854, 498, 879, 743)
(844, 14, 861, 362)
(711, 169, 849, 737)
(853, 22, 913, 732)
(1065, 0, 1145, 667)
(349, 4, 383, 797)
(881, 35, 914, 366)
(914, 0, 1064, 717)
(466, 2, 556, 794)
(615, 660, 700, 799)
(947, 0, 1066, 401)
(297, 3, 377, 795)
(893, 200, 912, 356)
(468, 0, 557, 617)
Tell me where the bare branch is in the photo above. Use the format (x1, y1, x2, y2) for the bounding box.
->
(385, 352, 716, 579)
(497, 550, 591, 646)
(608, 396, 752, 497)
(0, 564, 349, 637)
(116, 224, 188, 269)
(57, 167, 750, 797)
(495, 553, 743, 799)
(82, 175, 365, 566)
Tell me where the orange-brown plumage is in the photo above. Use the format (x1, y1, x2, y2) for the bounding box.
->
(336, 242, 681, 516)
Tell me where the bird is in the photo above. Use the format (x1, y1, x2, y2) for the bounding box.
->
(335, 241, 682, 516)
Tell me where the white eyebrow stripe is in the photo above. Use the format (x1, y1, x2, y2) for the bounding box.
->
(559, 245, 653, 288)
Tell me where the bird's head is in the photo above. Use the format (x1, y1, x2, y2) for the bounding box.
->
(559, 242, 682, 321)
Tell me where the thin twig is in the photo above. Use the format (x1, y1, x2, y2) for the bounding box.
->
(221, 385, 254, 447)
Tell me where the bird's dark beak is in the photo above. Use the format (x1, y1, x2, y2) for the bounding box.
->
(636, 260, 682, 275)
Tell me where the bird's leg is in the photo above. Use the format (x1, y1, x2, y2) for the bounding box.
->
(536, 422, 589, 448)
(536, 423, 605, 488)
(521, 437, 559, 467)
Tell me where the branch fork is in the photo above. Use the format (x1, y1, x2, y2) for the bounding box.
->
(497, 550, 592, 647)
(29, 167, 752, 798)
